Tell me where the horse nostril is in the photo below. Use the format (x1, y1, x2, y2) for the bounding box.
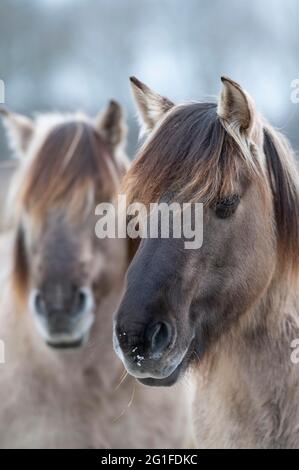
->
(30, 290, 45, 316)
(147, 321, 172, 358)
(76, 287, 93, 315)
(78, 290, 87, 311)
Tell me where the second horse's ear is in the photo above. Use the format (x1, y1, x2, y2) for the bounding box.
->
(217, 76, 256, 135)
(129, 76, 174, 135)
(0, 108, 34, 157)
(96, 100, 127, 151)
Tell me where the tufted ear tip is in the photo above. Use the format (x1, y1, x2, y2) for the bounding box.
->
(108, 99, 121, 110)
(220, 75, 244, 92)
(221, 75, 233, 84)
(130, 76, 147, 92)
(129, 76, 137, 84)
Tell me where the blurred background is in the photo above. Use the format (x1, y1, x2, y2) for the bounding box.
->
(0, 0, 299, 159)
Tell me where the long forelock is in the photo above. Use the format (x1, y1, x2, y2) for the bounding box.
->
(123, 102, 266, 206)
(13, 117, 122, 222)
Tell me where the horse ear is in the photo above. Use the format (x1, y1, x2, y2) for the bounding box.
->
(218, 76, 255, 135)
(0, 107, 34, 156)
(96, 100, 127, 150)
(130, 76, 174, 134)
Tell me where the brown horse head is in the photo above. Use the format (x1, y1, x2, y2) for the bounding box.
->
(1, 101, 128, 348)
(114, 76, 299, 386)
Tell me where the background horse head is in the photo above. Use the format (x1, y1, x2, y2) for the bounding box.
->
(1, 102, 128, 349)
(114, 76, 299, 387)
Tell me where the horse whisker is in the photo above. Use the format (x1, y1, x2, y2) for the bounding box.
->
(114, 370, 128, 391)
(112, 380, 136, 423)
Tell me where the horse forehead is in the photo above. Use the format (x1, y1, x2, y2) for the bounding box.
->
(23, 210, 78, 251)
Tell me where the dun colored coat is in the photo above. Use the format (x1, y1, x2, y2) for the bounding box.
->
(114, 76, 299, 449)
(0, 104, 191, 449)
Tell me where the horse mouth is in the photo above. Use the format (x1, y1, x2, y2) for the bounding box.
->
(137, 339, 196, 387)
(46, 338, 85, 349)
(45, 330, 90, 349)
(137, 361, 183, 387)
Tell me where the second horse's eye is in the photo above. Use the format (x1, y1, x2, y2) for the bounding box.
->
(215, 194, 240, 219)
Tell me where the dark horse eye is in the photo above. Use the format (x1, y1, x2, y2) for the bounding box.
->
(215, 194, 240, 219)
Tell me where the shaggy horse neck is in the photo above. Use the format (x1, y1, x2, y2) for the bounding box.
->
(243, 270, 299, 351)
(195, 120, 299, 447)
(194, 273, 299, 448)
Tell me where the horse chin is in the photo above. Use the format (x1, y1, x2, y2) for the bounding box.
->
(35, 311, 95, 350)
(138, 339, 196, 387)
(137, 361, 183, 387)
(45, 330, 91, 350)
(46, 335, 86, 350)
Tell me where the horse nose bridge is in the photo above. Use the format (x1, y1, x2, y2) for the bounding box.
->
(48, 284, 65, 310)
(42, 282, 73, 310)
(36, 278, 91, 319)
